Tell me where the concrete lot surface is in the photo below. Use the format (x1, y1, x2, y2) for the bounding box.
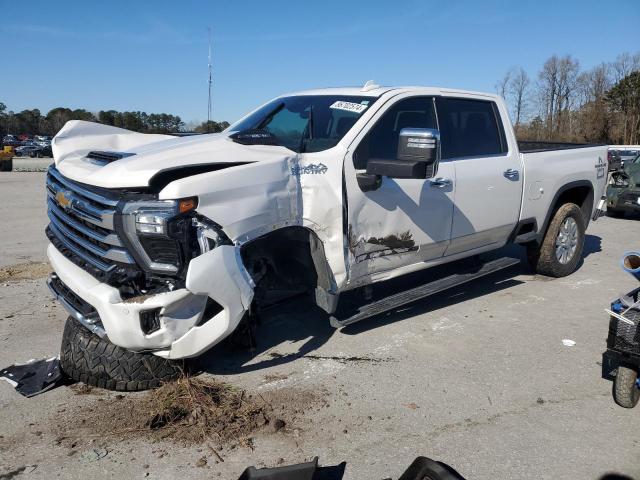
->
(0, 172, 639, 479)
(10, 157, 54, 171)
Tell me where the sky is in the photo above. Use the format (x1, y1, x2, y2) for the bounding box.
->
(1, 0, 639, 125)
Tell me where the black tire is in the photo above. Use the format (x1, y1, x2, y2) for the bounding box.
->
(527, 203, 585, 277)
(614, 365, 640, 408)
(60, 317, 185, 391)
(607, 208, 625, 218)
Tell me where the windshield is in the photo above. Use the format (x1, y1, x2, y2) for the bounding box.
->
(229, 95, 377, 153)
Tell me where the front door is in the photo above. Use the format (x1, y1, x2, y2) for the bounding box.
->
(344, 95, 455, 284)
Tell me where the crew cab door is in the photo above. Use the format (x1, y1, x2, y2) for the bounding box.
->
(435, 97, 523, 255)
(344, 95, 455, 282)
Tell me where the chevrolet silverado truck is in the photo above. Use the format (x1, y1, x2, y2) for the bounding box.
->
(45, 83, 608, 390)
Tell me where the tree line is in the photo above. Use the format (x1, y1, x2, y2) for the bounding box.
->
(496, 51, 640, 144)
(0, 103, 229, 137)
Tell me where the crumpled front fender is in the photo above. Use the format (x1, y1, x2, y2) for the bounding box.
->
(157, 245, 255, 359)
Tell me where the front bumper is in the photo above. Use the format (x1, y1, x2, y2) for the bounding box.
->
(47, 243, 254, 359)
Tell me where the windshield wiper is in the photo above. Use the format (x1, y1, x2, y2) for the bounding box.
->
(229, 129, 281, 146)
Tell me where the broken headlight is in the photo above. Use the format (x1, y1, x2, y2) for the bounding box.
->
(121, 198, 197, 275)
(612, 173, 630, 188)
(193, 217, 229, 254)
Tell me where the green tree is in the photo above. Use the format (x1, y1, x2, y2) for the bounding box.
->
(0, 102, 6, 138)
(194, 120, 229, 133)
(607, 71, 640, 144)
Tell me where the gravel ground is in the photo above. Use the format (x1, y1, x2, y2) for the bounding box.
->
(0, 171, 639, 480)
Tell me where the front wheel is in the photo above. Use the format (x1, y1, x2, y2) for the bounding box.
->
(527, 203, 585, 277)
(60, 317, 185, 391)
(614, 365, 640, 408)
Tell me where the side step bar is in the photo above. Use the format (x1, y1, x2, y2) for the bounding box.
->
(330, 257, 521, 328)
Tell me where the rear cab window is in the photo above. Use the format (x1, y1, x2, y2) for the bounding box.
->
(435, 98, 507, 159)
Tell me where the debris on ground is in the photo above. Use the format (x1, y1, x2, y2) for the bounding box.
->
(0, 262, 50, 283)
(53, 375, 327, 448)
(562, 339, 576, 347)
(0, 357, 64, 397)
(79, 448, 109, 463)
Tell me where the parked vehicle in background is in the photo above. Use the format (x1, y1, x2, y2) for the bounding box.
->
(45, 83, 608, 391)
(609, 146, 640, 170)
(2, 135, 20, 147)
(34, 135, 52, 148)
(17, 134, 30, 142)
(607, 152, 640, 217)
(15, 145, 43, 157)
(608, 150, 623, 171)
(39, 145, 53, 157)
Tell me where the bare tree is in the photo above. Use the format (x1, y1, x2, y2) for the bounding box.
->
(495, 68, 513, 100)
(537, 55, 579, 139)
(509, 67, 530, 130)
(611, 52, 640, 83)
(576, 63, 612, 142)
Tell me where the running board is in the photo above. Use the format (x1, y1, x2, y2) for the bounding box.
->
(330, 257, 521, 328)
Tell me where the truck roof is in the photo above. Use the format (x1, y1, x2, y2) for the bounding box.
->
(286, 84, 501, 101)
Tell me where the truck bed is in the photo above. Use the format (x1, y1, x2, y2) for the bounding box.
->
(518, 143, 608, 227)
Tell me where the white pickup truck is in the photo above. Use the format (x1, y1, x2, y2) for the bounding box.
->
(46, 83, 608, 390)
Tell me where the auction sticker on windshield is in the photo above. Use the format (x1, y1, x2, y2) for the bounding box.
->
(330, 101, 368, 114)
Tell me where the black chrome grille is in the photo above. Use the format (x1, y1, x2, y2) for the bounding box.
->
(46, 167, 137, 279)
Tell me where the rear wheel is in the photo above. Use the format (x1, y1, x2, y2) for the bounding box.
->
(613, 365, 640, 408)
(60, 317, 185, 391)
(527, 203, 585, 277)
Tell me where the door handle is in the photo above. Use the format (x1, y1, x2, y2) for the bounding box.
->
(429, 177, 452, 188)
(504, 168, 519, 179)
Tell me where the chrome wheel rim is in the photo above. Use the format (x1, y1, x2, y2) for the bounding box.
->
(555, 217, 578, 264)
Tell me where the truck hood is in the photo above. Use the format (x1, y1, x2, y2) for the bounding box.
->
(52, 120, 295, 189)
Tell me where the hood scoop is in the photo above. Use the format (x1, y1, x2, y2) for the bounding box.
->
(86, 151, 135, 166)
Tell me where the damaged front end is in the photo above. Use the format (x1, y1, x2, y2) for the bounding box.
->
(46, 165, 255, 359)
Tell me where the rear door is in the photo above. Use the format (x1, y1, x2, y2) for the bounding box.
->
(435, 97, 522, 255)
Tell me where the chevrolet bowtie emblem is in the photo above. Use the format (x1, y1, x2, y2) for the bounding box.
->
(56, 190, 73, 209)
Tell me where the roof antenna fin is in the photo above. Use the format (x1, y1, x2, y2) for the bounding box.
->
(361, 80, 380, 92)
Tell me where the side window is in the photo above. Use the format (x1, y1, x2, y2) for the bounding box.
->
(354, 97, 437, 169)
(436, 98, 505, 159)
